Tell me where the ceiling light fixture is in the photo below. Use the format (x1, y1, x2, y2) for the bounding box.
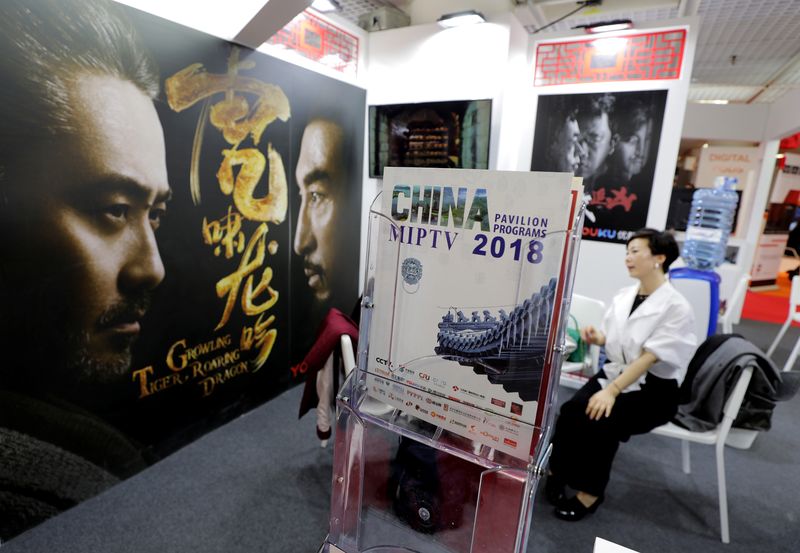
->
(530, 0, 599, 35)
(696, 99, 730, 105)
(311, 0, 340, 13)
(437, 9, 486, 28)
(576, 19, 633, 34)
(591, 37, 628, 55)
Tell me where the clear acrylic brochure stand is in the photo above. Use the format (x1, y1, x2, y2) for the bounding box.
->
(321, 188, 585, 553)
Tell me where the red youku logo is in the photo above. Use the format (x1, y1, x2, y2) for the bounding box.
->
(591, 186, 637, 212)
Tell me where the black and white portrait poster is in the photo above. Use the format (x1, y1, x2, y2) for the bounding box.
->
(531, 90, 667, 243)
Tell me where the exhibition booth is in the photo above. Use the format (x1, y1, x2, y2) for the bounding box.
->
(1, 1, 799, 552)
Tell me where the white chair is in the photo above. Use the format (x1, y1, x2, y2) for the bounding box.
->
(340, 334, 357, 378)
(669, 274, 714, 344)
(779, 246, 800, 275)
(718, 272, 759, 450)
(560, 293, 606, 389)
(765, 274, 800, 372)
(340, 335, 393, 418)
(317, 335, 393, 448)
(718, 273, 751, 334)
(650, 366, 754, 544)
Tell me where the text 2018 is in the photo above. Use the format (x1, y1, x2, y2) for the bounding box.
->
(472, 234, 543, 263)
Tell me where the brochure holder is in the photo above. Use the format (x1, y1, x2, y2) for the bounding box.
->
(321, 170, 585, 553)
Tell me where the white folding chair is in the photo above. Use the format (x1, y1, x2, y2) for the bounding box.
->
(650, 366, 754, 544)
(718, 273, 750, 334)
(340, 334, 357, 378)
(669, 274, 714, 344)
(560, 293, 606, 389)
(340, 335, 393, 418)
(765, 274, 800, 372)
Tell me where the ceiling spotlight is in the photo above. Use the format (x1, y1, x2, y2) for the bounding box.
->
(575, 19, 633, 34)
(438, 9, 486, 28)
(311, 0, 341, 13)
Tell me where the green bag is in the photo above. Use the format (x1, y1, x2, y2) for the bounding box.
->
(565, 314, 587, 363)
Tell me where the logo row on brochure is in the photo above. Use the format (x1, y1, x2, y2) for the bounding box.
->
(373, 383, 519, 447)
(371, 376, 524, 442)
(373, 361, 526, 417)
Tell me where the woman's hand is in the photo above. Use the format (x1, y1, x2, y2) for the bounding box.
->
(580, 325, 606, 346)
(585, 388, 617, 420)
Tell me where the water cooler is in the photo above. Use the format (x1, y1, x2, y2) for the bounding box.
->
(671, 176, 740, 340)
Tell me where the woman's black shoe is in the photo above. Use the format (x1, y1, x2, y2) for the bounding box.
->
(544, 476, 566, 506)
(553, 495, 603, 521)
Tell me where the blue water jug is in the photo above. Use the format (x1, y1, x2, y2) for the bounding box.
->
(681, 176, 740, 271)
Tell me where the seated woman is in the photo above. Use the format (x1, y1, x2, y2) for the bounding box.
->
(547, 228, 697, 521)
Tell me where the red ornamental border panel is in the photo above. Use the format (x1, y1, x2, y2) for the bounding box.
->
(534, 29, 686, 86)
(268, 10, 359, 75)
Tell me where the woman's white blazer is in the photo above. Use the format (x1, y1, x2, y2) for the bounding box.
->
(600, 282, 697, 391)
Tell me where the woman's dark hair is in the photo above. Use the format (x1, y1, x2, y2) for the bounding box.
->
(627, 228, 679, 273)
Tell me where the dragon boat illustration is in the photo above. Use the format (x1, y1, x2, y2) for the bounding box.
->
(434, 278, 557, 401)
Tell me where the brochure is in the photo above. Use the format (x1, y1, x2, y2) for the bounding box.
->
(365, 167, 578, 459)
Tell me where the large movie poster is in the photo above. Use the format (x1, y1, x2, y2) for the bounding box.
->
(0, 0, 363, 540)
(531, 90, 667, 243)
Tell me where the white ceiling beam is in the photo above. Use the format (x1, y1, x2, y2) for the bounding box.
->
(234, 0, 314, 49)
(747, 47, 800, 104)
(529, 0, 582, 5)
(678, 0, 701, 17)
(514, 1, 549, 30)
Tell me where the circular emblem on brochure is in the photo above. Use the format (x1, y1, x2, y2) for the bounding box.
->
(401, 257, 423, 286)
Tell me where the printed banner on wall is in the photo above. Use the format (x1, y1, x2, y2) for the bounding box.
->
(770, 152, 800, 203)
(695, 146, 760, 189)
(364, 168, 577, 460)
(0, 0, 363, 540)
(531, 90, 667, 243)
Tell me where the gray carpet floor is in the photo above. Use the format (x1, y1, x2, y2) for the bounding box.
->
(3, 319, 799, 552)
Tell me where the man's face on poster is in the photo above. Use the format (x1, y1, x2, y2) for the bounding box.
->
(8, 74, 170, 393)
(613, 119, 653, 181)
(294, 119, 347, 307)
(549, 116, 585, 173)
(576, 111, 612, 179)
